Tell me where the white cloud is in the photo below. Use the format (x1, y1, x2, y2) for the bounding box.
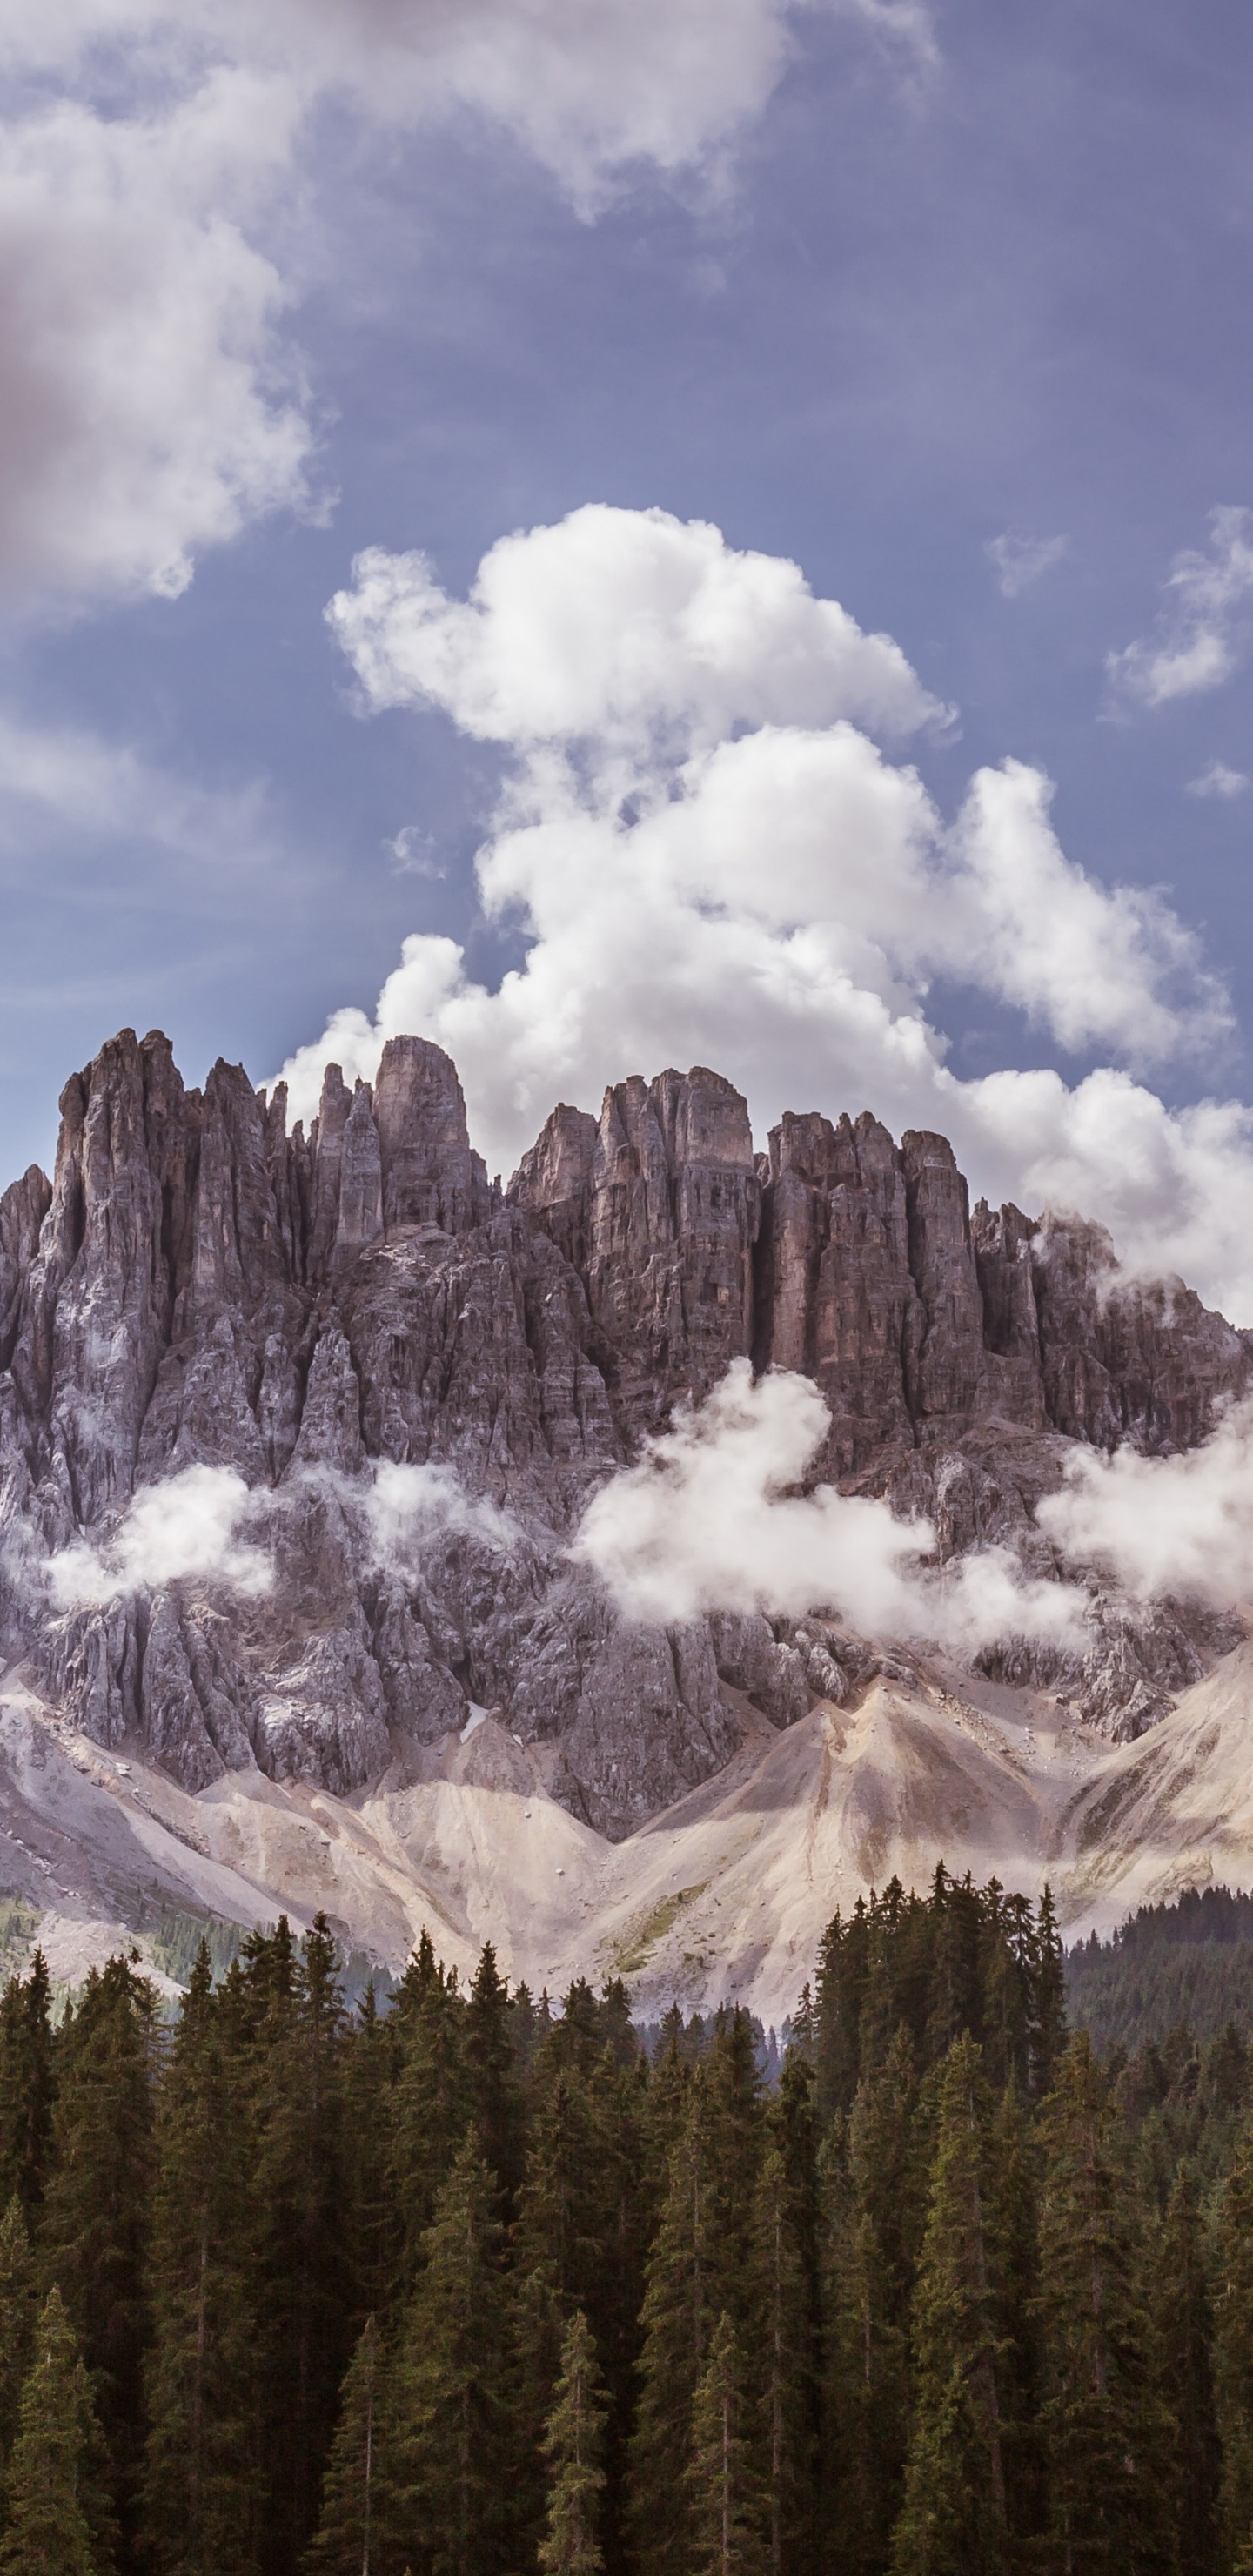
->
(1038, 1400, 1253, 1613)
(365, 1459, 517, 1561)
(273, 504, 1253, 1314)
(573, 1358, 1088, 1654)
(47, 1465, 273, 1607)
(0, 1, 931, 602)
(0, 75, 312, 603)
(1188, 760, 1249, 802)
(986, 529, 1068, 599)
(1107, 506, 1253, 710)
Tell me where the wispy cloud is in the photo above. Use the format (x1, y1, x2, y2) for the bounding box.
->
(1187, 759, 1248, 802)
(1107, 506, 1253, 711)
(986, 529, 1068, 600)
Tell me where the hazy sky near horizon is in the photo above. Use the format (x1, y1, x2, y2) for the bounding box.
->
(5, 1, 1253, 1309)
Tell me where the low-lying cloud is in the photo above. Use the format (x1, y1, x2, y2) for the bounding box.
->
(365, 1459, 519, 1565)
(47, 1465, 273, 1608)
(1039, 1401, 1253, 1613)
(573, 1360, 1089, 1654)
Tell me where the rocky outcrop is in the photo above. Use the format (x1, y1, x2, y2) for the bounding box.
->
(0, 1026, 1247, 1836)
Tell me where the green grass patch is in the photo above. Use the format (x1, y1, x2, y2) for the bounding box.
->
(612, 1883, 709, 1977)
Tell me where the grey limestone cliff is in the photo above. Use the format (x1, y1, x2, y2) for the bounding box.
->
(0, 1028, 1245, 1835)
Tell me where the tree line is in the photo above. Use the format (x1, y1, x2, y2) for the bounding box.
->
(0, 1869, 1250, 2573)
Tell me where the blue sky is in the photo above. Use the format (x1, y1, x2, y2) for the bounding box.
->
(4, 0, 1253, 1310)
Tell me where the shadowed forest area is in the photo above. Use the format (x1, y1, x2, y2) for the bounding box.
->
(0, 1873, 1249, 2573)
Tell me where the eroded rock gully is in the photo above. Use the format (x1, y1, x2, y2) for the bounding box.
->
(0, 1029, 1244, 1836)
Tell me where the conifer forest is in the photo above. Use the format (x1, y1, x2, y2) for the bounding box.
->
(3, 1871, 1253, 2574)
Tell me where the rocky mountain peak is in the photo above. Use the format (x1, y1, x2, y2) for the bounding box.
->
(0, 1025, 1246, 1840)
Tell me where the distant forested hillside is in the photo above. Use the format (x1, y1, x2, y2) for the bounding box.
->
(1069, 1885, 1253, 2049)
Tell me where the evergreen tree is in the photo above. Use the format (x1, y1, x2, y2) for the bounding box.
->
(139, 1946, 258, 2576)
(389, 1965, 467, 2280)
(0, 2190, 39, 2473)
(390, 2133, 512, 2576)
(888, 2036, 1008, 2576)
(0, 2286, 114, 2576)
(752, 2125, 816, 2576)
(1035, 2033, 1167, 2575)
(630, 2072, 723, 2576)
(687, 2312, 765, 2576)
(306, 2316, 387, 2576)
(0, 1951, 56, 2215)
(1213, 2113, 1253, 2564)
(1152, 2169, 1219, 2576)
(538, 2310, 607, 2576)
(40, 1956, 157, 2552)
(463, 1945, 519, 2207)
(821, 2024, 918, 2571)
(248, 1916, 353, 2574)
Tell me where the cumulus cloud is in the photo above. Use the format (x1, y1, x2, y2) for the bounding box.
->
(269, 502, 1253, 1311)
(1107, 506, 1253, 711)
(573, 1359, 1088, 1654)
(1188, 760, 1248, 802)
(47, 1465, 273, 1607)
(986, 530, 1068, 599)
(365, 1459, 518, 1562)
(0, 1, 928, 601)
(0, 74, 312, 603)
(1038, 1400, 1253, 1613)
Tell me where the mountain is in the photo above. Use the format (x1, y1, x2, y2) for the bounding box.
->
(0, 1023, 1250, 2010)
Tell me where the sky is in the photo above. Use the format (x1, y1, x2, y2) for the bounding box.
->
(4, 0, 1253, 1311)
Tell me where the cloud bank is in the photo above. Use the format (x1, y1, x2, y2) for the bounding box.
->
(271, 500, 1253, 1321)
(573, 1359, 1088, 1654)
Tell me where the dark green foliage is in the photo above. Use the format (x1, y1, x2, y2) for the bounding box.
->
(538, 2310, 607, 2576)
(3, 1878, 1253, 2576)
(1068, 1888, 1253, 2050)
(140, 1945, 258, 2576)
(305, 2316, 386, 2576)
(0, 2285, 115, 2576)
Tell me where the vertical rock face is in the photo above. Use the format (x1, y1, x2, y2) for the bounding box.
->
(0, 1023, 1250, 1830)
(510, 1064, 761, 1437)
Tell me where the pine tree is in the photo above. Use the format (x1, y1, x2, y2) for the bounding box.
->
(888, 2036, 1008, 2576)
(1152, 2169, 1219, 2576)
(538, 2311, 607, 2576)
(0, 2286, 114, 2576)
(248, 1916, 353, 2574)
(1213, 2113, 1253, 2564)
(139, 1946, 258, 2576)
(1035, 2033, 1168, 2575)
(0, 2191, 38, 2473)
(389, 1964, 467, 2280)
(306, 2316, 387, 2576)
(40, 1956, 157, 2552)
(752, 2123, 816, 2576)
(0, 1951, 56, 2215)
(629, 2072, 722, 2576)
(687, 2312, 765, 2576)
(821, 2025, 917, 2571)
(463, 1945, 519, 2207)
(390, 2132, 512, 2576)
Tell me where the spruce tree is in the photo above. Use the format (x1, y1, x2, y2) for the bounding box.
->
(752, 2130, 816, 2576)
(139, 1946, 258, 2576)
(821, 2025, 917, 2571)
(1035, 2033, 1168, 2575)
(538, 2310, 607, 2576)
(687, 2312, 765, 2576)
(0, 2286, 114, 2576)
(1152, 2169, 1219, 2576)
(1213, 2113, 1253, 2563)
(0, 1951, 56, 2215)
(306, 2315, 387, 2576)
(629, 2072, 722, 2576)
(888, 2036, 1008, 2576)
(0, 2191, 38, 2473)
(40, 1956, 157, 2552)
(390, 2132, 512, 2576)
